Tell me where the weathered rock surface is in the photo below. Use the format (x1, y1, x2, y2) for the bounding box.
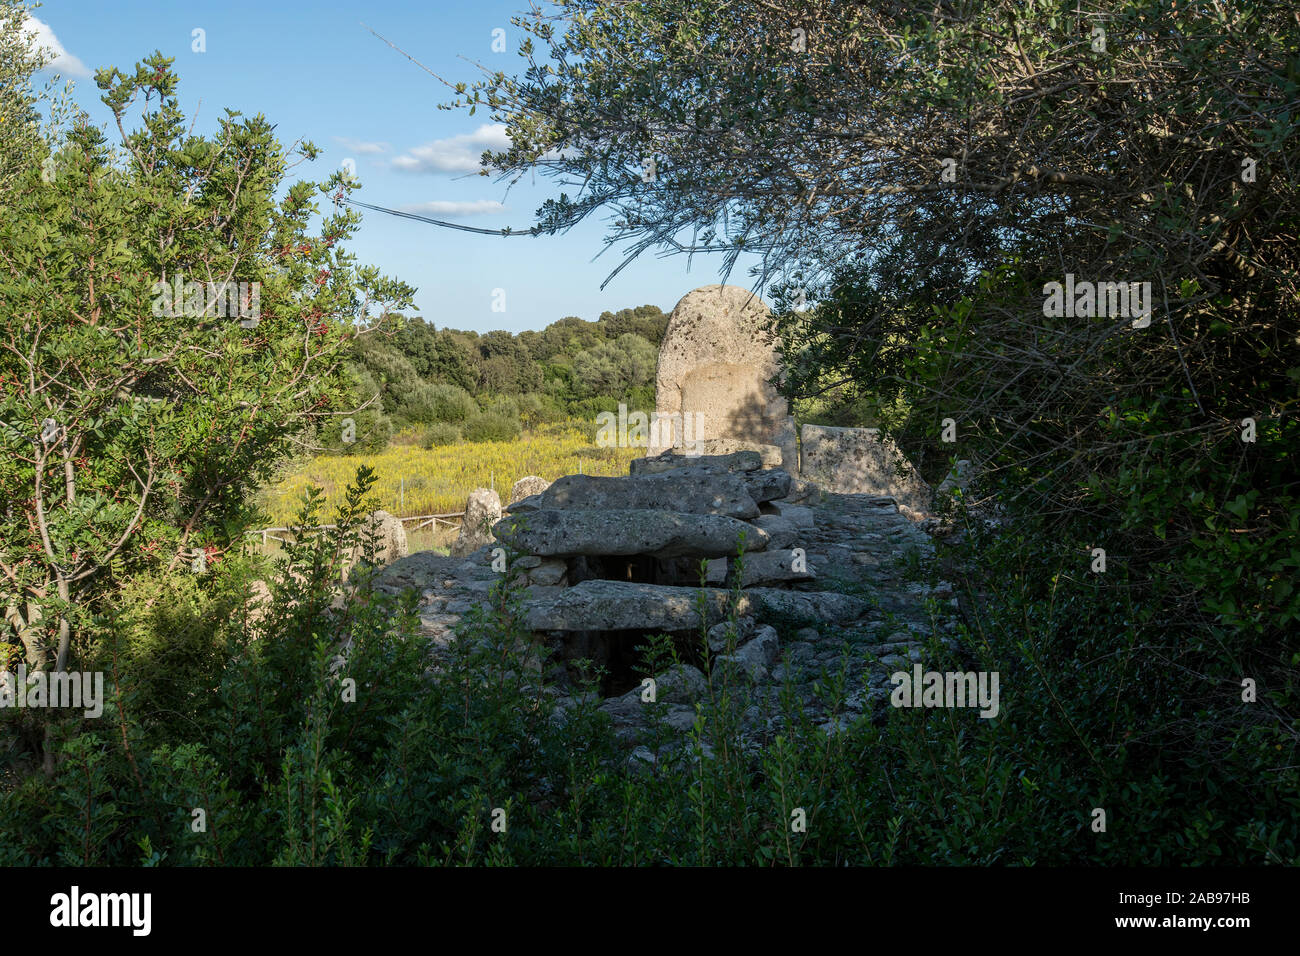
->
(537, 472, 760, 519)
(706, 549, 815, 587)
(344, 510, 409, 577)
(714, 625, 779, 682)
(752, 514, 799, 549)
(509, 475, 551, 504)
(741, 587, 869, 623)
(597, 664, 709, 740)
(631, 441, 783, 474)
(494, 509, 769, 559)
(368, 510, 409, 564)
(523, 579, 866, 632)
(505, 493, 542, 513)
(451, 488, 502, 557)
(650, 285, 798, 469)
(800, 424, 932, 515)
(630, 448, 764, 476)
(525, 580, 739, 632)
(742, 468, 793, 504)
(706, 616, 757, 653)
(526, 557, 567, 587)
(766, 501, 815, 528)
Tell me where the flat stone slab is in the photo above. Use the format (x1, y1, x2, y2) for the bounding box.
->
(494, 509, 769, 559)
(526, 580, 738, 632)
(767, 501, 816, 528)
(631, 448, 766, 476)
(743, 468, 793, 504)
(537, 472, 759, 519)
(523, 579, 869, 632)
(753, 514, 799, 549)
(742, 587, 869, 623)
(706, 549, 816, 587)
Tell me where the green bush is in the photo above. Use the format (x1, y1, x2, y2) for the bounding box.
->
(462, 411, 522, 443)
(427, 383, 479, 424)
(421, 422, 462, 447)
(400, 382, 477, 426)
(2, 472, 1294, 866)
(478, 394, 520, 420)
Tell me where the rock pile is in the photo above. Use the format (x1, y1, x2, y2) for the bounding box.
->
(370, 449, 961, 755)
(487, 448, 881, 703)
(496, 450, 868, 631)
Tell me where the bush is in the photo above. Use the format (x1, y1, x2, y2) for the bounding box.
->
(401, 382, 478, 426)
(479, 394, 520, 420)
(422, 422, 462, 447)
(3, 476, 1293, 866)
(427, 383, 479, 423)
(462, 411, 522, 443)
(514, 393, 566, 428)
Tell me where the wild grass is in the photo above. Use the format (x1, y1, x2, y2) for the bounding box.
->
(259, 421, 641, 525)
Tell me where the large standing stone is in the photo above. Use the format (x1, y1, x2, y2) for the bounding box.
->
(537, 472, 760, 519)
(341, 510, 409, 584)
(451, 488, 502, 557)
(344, 510, 409, 577)
(650, 285, 798, 469)
(800, 424, 932, 515)
(494, 509, 769, 559)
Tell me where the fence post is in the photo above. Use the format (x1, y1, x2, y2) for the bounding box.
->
(400, 477, 404, 513)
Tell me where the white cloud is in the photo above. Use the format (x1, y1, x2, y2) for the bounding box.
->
(391, 124, 511, 174)
(398, 200, 506, 217)
(22, 15, 90, 77)
(333, 137, 390, 155)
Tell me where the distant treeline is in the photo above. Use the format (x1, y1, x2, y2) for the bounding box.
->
(331, 304, 668, 450)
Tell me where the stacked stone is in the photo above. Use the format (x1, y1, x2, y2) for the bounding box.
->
(492, 448, 869, 642)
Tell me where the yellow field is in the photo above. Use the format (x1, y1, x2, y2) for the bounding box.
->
(260, 424, 643, 526)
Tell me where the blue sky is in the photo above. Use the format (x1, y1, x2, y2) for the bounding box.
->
(27, 0, 762, 332)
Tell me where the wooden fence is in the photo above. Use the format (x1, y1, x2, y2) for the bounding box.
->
(246, 511, 466, 548)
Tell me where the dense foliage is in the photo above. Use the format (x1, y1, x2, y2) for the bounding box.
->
(4, 0, 1296, 866)
(451, 0, 1299, 859)
(0, 41, 412, 770)
(3, 468, 1293, 865)
(332, 305, 667, 450)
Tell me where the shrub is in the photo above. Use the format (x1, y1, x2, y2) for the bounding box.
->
(426, 383, 479, 424)
(463, 411, 522, 443)
(422, 422, 462, 447)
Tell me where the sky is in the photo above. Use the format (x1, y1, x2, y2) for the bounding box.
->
(23, 0, 764, 333)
